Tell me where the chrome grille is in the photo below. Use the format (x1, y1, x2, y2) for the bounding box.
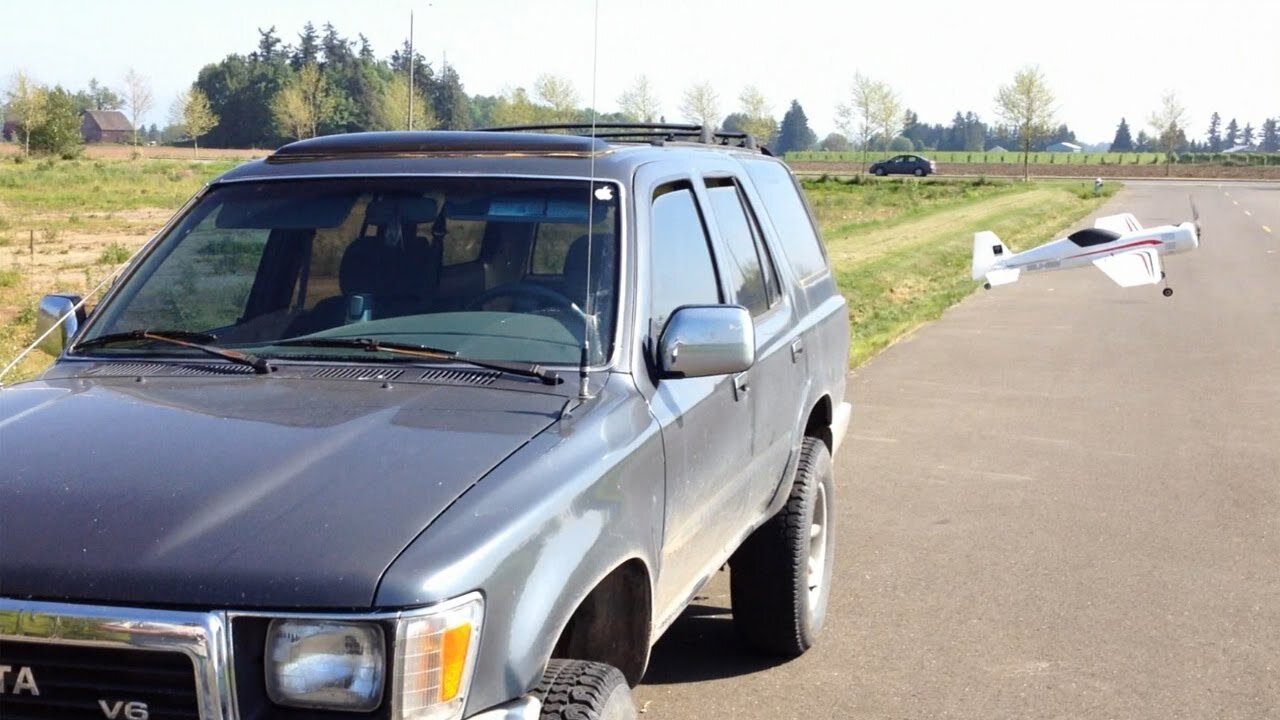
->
(0, 641, 198, 720)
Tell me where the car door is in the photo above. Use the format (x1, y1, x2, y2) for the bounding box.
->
(698, 175, 803, 526)
(636, 174, 757, 617)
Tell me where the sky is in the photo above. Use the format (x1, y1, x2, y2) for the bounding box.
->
(4, 0, 1279, 146)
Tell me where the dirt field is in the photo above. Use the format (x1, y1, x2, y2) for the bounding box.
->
(790, 161, 1280, 180)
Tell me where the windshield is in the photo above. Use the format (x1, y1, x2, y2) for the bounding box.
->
(77, 177, 620, 366)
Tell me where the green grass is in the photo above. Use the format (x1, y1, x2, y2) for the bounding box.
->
(802, 177, 1119, 366)
(0, 157, 238, 213)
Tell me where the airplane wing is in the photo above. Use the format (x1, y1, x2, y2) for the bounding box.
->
(1092, 249, 1162, 287)
(1094, 213, 1142, 233)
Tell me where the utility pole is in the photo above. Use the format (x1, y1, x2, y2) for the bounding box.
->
(407, 10, 414, 130)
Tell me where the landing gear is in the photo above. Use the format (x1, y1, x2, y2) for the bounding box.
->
(1163, 287, 1173, 297)
(1160, 271, 1173, 297)
(983, 282, 992, 290)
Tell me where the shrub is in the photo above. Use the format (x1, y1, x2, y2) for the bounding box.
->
(0, 268, 20, 288)
(99, 242, 132, 265)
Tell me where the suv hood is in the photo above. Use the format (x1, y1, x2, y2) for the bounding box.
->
(0, 374, 565, 608)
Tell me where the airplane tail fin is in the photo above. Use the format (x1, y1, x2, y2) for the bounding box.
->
(972, 231, 1019, 286)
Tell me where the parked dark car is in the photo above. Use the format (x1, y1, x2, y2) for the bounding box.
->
(1, 125, 852, 720)
(869, 154, 936, 176)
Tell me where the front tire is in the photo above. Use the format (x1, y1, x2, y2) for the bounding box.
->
(729, 437, 835, 657)
(874, 167, 887, 176)
(535, 660, 636, 720)
(913, 168, 925, 177)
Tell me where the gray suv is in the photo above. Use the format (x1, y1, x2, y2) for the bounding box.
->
(1, 125, 851, 719)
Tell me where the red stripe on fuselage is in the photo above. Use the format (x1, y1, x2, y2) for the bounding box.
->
(1064, 238, 1162, 261)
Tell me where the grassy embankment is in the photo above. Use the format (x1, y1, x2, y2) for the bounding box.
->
(0, 156, 1117, 381)
(803, 175, 1117, 367)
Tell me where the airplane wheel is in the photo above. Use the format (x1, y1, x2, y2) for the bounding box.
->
(983, 283, 992, 290)
(1163, 288, 1173, 297)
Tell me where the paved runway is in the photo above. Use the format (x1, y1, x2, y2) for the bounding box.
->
(634, 180, 1280, 718)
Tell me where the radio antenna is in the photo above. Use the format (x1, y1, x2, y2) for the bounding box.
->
(576, 0, 600, 403)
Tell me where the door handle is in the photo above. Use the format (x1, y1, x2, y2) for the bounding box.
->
(733, 371, 749, 401)
(790, 338, 805, 362)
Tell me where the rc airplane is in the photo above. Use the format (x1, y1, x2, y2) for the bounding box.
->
(972, 209, 1200, 297)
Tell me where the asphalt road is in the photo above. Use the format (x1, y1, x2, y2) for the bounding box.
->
(634, 180, 1280, 719)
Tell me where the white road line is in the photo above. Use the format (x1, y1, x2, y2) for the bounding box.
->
(1245, 210, 1252, 216)
(1233, 200, 1239, 205)
(1264, 226, 1273, 234)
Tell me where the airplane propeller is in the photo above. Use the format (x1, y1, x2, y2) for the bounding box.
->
(1190, 196, 1202, 242)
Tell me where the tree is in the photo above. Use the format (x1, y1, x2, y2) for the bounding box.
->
(1110, 117, 1134, 152)
(27, 86, 83, 157)
(122, 67, 154, 147)
(490, 86, 542, 126)
(1206, 112, 1222, 152)
(85, 78, 123, 111)
(617, 75, 660, 122)
(1261, 118, 1279, 152)
(377, 73, 434, 131)
(888, 136, 913, 151)
(736, 85, 777, 146)
(834, 72, 880, 163)
(533, 73, 579, 123)
(170, 87, 219, 157)
(1243, 122, 1256, 149)
(1224, 118, 1239, 149)
(429, 64, 470, 129)
(1148, 90, 1187, 176)
(5, 71, 47, 157)
(271, 63, 334, 139)
(994, 64, 1055, 181)
(678, 81, 720, 129)
(873, 83, 905, 153)
(774, 100, 816, 155)
(1134, 129, 1152, 152)
(817, 132, 850, 152)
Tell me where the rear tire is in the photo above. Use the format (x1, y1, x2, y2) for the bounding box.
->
(913, 168, 925, 176)
(535, 659, 636, 720)
(729, 437, 835, 657)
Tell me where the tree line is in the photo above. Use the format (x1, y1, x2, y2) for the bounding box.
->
(4, 23, 1275, 167)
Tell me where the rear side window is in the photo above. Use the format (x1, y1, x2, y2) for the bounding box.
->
(705, 180, 777, 316)
(742, 159, 829, 282)
(649, 183, 721, 332)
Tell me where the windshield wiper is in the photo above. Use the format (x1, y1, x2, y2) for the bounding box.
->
(276, 337, 562, 385)
(73, 330, 271, 375)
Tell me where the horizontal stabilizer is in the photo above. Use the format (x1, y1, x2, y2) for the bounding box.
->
(1093, 249, 1162, 287)
(985, 268, 1021, 286)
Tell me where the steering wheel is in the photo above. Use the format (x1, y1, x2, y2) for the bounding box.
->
(466, 282, 602, 352)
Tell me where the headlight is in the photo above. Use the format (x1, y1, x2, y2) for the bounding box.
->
(265, 620, 386, 711)
(394, 592, 484, 720)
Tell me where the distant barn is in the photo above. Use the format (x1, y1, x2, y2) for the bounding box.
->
(81, 110, 133, 143)
(1046, 141, 1082, 153)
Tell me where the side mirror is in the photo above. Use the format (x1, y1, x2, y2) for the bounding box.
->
(658, 305, 755, 379)
(35, 294, 85, 357)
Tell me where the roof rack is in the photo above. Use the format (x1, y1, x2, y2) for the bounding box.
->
(477, 123, 771, 155)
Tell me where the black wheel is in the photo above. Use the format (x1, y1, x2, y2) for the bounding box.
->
(1163, 287, 1173, 297)
(874, 167, 887, 176)
(913, 167, 925, 177)
(729, 437, 834, 657)
(535, 659, 636, 720)
(984, 282, 992, 290)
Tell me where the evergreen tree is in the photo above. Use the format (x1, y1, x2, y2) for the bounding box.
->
(1242, 122, 1255, 148)
(1224, 118, 1239, 148)
(1135, 130, 1151, 151)
(1110, 117, 1134, 151)
(775, 100, 816, 154)
(254, 26, 282, 62)
(1261, 118, 1279, 152)
(1206, 112, 1221, 151)
(292, 22, 320, 69)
